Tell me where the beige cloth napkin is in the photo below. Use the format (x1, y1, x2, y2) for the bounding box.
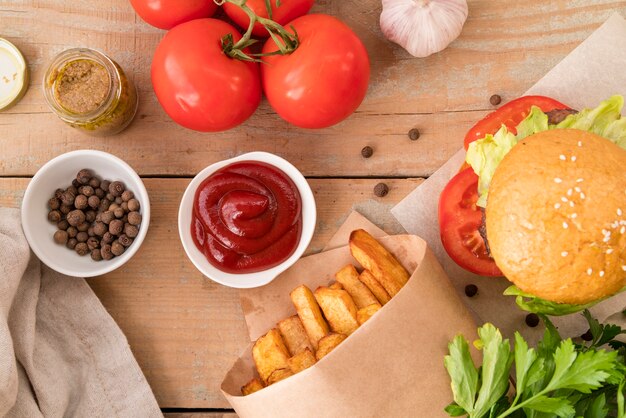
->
(0, 208, 161, 418)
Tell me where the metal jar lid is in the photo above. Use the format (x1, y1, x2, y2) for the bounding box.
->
(0, 38, 28, 111)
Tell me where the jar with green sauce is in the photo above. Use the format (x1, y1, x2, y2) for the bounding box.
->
(43, 48, 138, 136)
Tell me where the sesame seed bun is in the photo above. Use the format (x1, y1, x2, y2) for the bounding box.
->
(486, 129, 626, 305)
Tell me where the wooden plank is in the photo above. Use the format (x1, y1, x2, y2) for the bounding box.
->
(0, 1, 623, 177)
(1, 177, 421, 408)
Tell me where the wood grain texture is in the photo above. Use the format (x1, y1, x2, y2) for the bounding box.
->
(0, 1, 624, 177)
(0, 177, 420, 408)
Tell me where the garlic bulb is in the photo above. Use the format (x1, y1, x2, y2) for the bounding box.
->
(380, 0, 468, 58)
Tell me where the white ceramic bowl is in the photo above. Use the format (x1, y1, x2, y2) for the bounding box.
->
(178, 152, 316, 289)
(21, 150, 150, 277)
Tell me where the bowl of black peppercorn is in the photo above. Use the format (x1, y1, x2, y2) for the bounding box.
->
(21, 150, 150, 277)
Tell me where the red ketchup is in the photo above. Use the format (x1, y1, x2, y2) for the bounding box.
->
(191, 161, 302, 274)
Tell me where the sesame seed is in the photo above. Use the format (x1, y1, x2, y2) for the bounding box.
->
(561, 251, 568, 257)
(587, 268, 593, 275)
(567, 189, 573, 196)
(554, 203, 561, 209)
(606, 249, 613, 254)
(578, 141, 583, 147)
(622, 266, 626, 271)
(576, 178, 584, 183)
(618, 208, 623, 216)
(574, 187, 581, 192)
(559, 155, 566, 161)
(571, 213, 578, 219)
(569, 201, 575, 208)
(571, 156, 577, 162)
(602, 229, 609, 235)
(603, 236, 611, 243)
(554, 178, 563, 184)
(599, 271, 605, 277)
(621, 226, 626, 234)
(561, 197, 568, 202)
(580, 193, 586, 199)
(563, 222, 569, 229)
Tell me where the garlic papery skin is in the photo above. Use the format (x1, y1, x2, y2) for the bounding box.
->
(380, 0, 468, 58)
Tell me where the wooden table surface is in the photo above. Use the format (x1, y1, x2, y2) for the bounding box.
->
(1, 0, 625, 414)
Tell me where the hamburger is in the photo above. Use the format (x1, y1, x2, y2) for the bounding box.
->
(439, 95, 626, 313)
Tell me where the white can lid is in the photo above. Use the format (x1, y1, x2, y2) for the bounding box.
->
(0, 38, 28, 111)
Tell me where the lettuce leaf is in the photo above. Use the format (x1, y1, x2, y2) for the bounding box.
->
(466, 95, 626, 208)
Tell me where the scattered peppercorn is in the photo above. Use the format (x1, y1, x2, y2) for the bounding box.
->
(489, 94, 502, 106)
(525, 313, 540, 328)
(581, 329, 593, 341)
(408, 128, 420, 141)
(464, 284, 478, 297)
(374, 183, 389, 197)
(361, 146, 373, 158)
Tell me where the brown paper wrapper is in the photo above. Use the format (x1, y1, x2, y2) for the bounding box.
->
(222, 213, 477, 417)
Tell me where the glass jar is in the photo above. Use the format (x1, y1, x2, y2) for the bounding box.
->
(43, 48, 138, 136)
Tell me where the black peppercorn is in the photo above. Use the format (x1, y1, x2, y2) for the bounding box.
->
(76, 169, 92, 185)
(109, 203, 120, 211)
(61, 191, 75, 206)
(87, 227, 95, 237)
(525, 313, 540, 328)
(106, 193, 115, 202)
(76, 231, 88, 243)
(66, 238, 78, 250)
(489, 94, 502, 106)
(127, 199, 140, 212)
(77, 222, 89, 232)
(118, 234, 133, 247)
(373, 183, 389, 197)
(109, 181, 125, 197)
(95, 188, 105, 199)
(101, 244, 113, 260)
(361, 146, 373, 158)
(87, 237, 100, 251)
(85, 210, 96, 223)
(100, 180, 111, 192)
(464, 284, 478, 297)
(91, 249, 103, 261)
(74, 194, 88, 210)
(101, 211, 115, 225)
(581, 329, 593, 341)
(98, 199, 111, 212)
(121, 201, 129, 211)
(75, 242, 89, 256)
(79, 185, 94, 197)
(114, 207, 125, 219)
(57, 219, 69, 230)
(408, 128, 420, 141)
(54, 188, 64, 199)
(48, 210, 62, 222)
(67, 210, 85, 227)
(48, 197, 60, 210)
(109, 219, 124, 235)
(121, 190, 134, 202)
(68, 183, 79, 194)
(111, 241, 125, 256)
(67, 226, 78, 238)
(88, 195, 100, 209)
(89, 177, 101, 189)
(60, 205, 72, 215)
(93, 222, 108, 236)
(124, 223, 139, 238)
(53, 230, 69, 245)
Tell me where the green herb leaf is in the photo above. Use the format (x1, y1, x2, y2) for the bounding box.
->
(445, 403, 468, 417)
(473, 324, 513, 417)
(522, 396, 575, 417)
(514, 332, 537, 395)
(445, 335, 479, 413)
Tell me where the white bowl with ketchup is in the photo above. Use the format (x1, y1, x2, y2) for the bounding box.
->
(178, 152, 316, 288)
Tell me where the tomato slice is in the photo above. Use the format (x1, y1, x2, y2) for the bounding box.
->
(439, 168, 503, 277)
(463, 96, 570, 149)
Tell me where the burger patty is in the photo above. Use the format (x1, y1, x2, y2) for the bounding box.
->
(478, 107, 578, 259)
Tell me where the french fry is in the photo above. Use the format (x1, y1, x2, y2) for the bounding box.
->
(252, 328, 291, 384)
(277, 315, 313, 356)
(358, 270, 391, 305)
(329, 282, 343, 290)
(287, 348, 316, 374)
(349, 229, 410, 297)
(290, 285, 330, 350)
(335, 264, 379, 309)
(357, 303, 381, 325)
(241, 378, 264, 396)
(267, 368, 294, 385)
(314, 287, 359, 336)
(315, 333, 347, 360)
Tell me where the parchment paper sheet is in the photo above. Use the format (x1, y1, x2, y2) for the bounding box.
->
(391, 13, 626, 343)
(222, 212, 478, 417)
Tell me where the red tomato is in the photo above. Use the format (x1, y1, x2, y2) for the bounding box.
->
(463, 96, 569, 149)
(439, 168, 503, 277)
(130, 0, 217, 30)
(223, 0, 315, 38)
(151, 19, 262, 132)
(261, 14, 370, 129)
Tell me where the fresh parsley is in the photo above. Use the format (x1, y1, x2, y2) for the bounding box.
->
(444, 311, 626, 418)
